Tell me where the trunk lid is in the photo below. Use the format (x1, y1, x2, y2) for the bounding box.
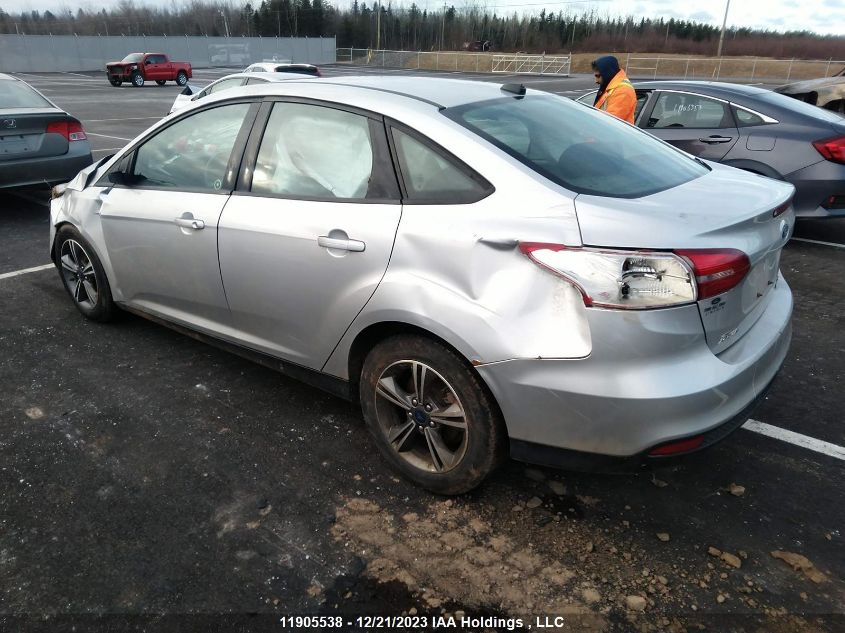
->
(0, 108, 69, 162)
(574, 163, 795, 354)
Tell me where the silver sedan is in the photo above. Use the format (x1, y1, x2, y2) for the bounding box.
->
(49, 77, 794, 494)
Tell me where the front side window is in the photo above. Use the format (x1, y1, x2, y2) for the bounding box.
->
(251, 103, 376, 199)
(392, 129, 491, 202)
(445, 95, 707, 198)
(132, 103, 250, 191)
(121, 53, 143, 63)
(647, 92, 732, 129)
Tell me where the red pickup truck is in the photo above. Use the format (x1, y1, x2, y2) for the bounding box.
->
(106, 53, 192, 87)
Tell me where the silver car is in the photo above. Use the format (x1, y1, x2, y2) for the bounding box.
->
(49, 77, 794, 494)
(1, 73, 93, 189)
(170, 71, 317, 114)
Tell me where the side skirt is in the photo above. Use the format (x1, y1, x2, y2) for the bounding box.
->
(119, 304, 352, 402)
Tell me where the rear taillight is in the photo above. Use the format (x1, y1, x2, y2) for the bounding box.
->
(676, 249, 750, 299)
(519, 243, 697, 309)
(46, 120, 87, 142)
(813, 135, 845, 164)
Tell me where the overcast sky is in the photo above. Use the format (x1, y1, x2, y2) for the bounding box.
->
(5, 0, 845, 36)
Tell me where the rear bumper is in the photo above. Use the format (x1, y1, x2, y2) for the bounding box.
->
(477, 274, 793, 461)
(786, 160, 845, 218)
(0, 145, 92, 188)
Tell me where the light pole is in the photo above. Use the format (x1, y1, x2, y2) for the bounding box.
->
(716, 0, 730, 57)
(219, 10, 230, 38)
(376, 0, 381, 50)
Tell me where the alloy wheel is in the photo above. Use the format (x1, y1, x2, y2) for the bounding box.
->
(373, 360, 468, 473)
(59, 239, 98, 309)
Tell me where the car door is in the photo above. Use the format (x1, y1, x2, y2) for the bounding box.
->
(217, 100, 402, 369)
(97, 100, 258, 331)
(642, 90, 739, 160)
(143, 55, 160, 81)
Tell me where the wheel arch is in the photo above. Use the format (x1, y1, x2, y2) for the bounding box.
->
(344, 320, 505, 424)
(722, 159, 783, 180)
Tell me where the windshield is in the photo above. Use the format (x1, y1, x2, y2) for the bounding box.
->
(121, 53, 144, 63)
(757, 90, 845, 123)
(0, 81, 53, 109)
(444, 95, 707, 198)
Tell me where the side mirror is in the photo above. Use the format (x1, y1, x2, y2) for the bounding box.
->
(145, 59, 153, 65)
(181, 85, 194, 96)
(108, 171, 138, 186)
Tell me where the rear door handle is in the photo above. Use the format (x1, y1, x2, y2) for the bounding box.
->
(174, 217, 205, 230)
(698, 136, 733, 144)
(318, 236, 365, 252)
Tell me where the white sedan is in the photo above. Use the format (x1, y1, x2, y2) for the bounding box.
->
(169, 71, 316, 114)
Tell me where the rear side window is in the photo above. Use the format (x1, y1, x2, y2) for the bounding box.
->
(0, 81, 52, 109)
(647, 92, 732, 129)
(445, 95, 706, 198)
(733, 107, 765, 127)
(391, 129, 491, 203)
(206, 78, 244, 95)
(244, 78, 268, 86)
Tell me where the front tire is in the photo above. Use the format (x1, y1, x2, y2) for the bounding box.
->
(131, 72, 144, 87)
(54, 226, 116, 322)
(176, 71, 188, 86)
(359, 335, 507, 495)
(155, 79, 166, 86)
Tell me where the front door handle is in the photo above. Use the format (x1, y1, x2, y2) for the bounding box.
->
(174, 217, 205, 230)
(698, 135, 733, 144)
(318, 236, 365, 252)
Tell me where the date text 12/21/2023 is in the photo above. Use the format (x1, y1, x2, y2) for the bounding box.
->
(276, 615, 527, 629)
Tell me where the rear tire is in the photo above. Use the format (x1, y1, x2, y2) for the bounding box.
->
(54, 226, 116, 322)
(359, 334, 508, 495)
(108, 77, 122, 87)
(176, 71, 188, 86)
(155, 80, 166, 86)
(131, 72, 144, 87)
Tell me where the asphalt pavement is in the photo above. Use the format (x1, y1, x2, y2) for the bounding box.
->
(0, 67, 843, 632)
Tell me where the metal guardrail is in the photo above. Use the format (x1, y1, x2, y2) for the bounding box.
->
(622, 54, 845, 82)
(491, 54, 570, 76)
(335, 48, 570, 75)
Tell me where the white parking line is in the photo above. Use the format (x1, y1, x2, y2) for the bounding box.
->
(0, 264, 53, 281)
(743, 419, 845, 461)
(791, 237, 845, 249)
(86, 132, 132, 141)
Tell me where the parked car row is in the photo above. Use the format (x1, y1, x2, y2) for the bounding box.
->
(48, 76, 795, 494)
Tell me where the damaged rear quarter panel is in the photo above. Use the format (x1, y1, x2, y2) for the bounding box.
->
(322, 185, 593, 379)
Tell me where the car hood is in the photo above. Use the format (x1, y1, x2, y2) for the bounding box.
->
(775, 77, 844, 94)
(573, 161, 794, 253)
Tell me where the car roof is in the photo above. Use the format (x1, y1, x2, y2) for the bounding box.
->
(213, 71, 315, 82)
(263, 75, 524, 108)
(0, 73, 18, 81)
(632, 80, 771, 97)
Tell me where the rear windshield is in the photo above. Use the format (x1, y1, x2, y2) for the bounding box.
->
(0, 81, 52, 109)
(276, 66, 318, 76)
(756, 90, 845, 124)
(121, 53, 144, 63)
(444, 94, 707, 198)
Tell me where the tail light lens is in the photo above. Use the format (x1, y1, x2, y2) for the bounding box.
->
(46, 120, 87, 141)
(519, 243, 697, 309)
(813, 135, 845, 164)
(676, 249, 750, 299)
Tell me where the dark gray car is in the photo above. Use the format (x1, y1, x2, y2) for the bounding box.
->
(578, 81, 845, 218)
(0, 73, 93, 189)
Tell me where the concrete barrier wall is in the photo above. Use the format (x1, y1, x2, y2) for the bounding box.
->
(0, 35, 336, 73)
